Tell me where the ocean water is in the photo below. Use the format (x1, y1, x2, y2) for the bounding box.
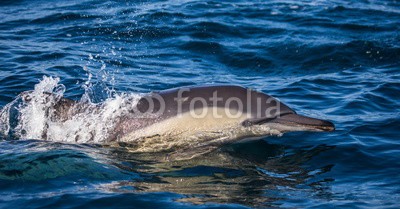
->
(0, 0, 399, 208)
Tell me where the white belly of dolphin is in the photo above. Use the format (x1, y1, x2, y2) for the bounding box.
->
(119, 107, 281, 152)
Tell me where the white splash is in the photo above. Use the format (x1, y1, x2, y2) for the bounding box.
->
(17, 76, 65, 139)
(8, 76, 141, 143)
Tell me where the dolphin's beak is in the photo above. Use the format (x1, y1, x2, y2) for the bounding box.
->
(272, 114, 335, 132)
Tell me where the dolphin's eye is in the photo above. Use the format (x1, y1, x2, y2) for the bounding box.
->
(241, 120, 253, 127)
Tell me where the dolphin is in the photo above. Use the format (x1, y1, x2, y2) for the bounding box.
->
(1, 85, 334, 160)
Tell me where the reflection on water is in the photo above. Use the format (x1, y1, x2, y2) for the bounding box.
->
(99, 140, 335, 207)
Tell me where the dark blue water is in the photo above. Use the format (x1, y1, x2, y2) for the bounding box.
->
(1, 0, 400, 208)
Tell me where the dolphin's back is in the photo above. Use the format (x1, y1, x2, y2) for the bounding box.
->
(135, 85, 295, 120)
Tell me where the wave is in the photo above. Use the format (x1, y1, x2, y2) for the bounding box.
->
(0, 76, 142, 143)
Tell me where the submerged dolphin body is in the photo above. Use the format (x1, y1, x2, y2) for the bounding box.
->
(1, 85, 334, 160)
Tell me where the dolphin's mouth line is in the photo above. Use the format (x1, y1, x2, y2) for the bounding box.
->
(272, 121, 335, 132)
(270, 115, 335, 132)
(243, 113, 335, 132)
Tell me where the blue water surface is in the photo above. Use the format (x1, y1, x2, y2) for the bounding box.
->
(0, 0, 400, 208)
